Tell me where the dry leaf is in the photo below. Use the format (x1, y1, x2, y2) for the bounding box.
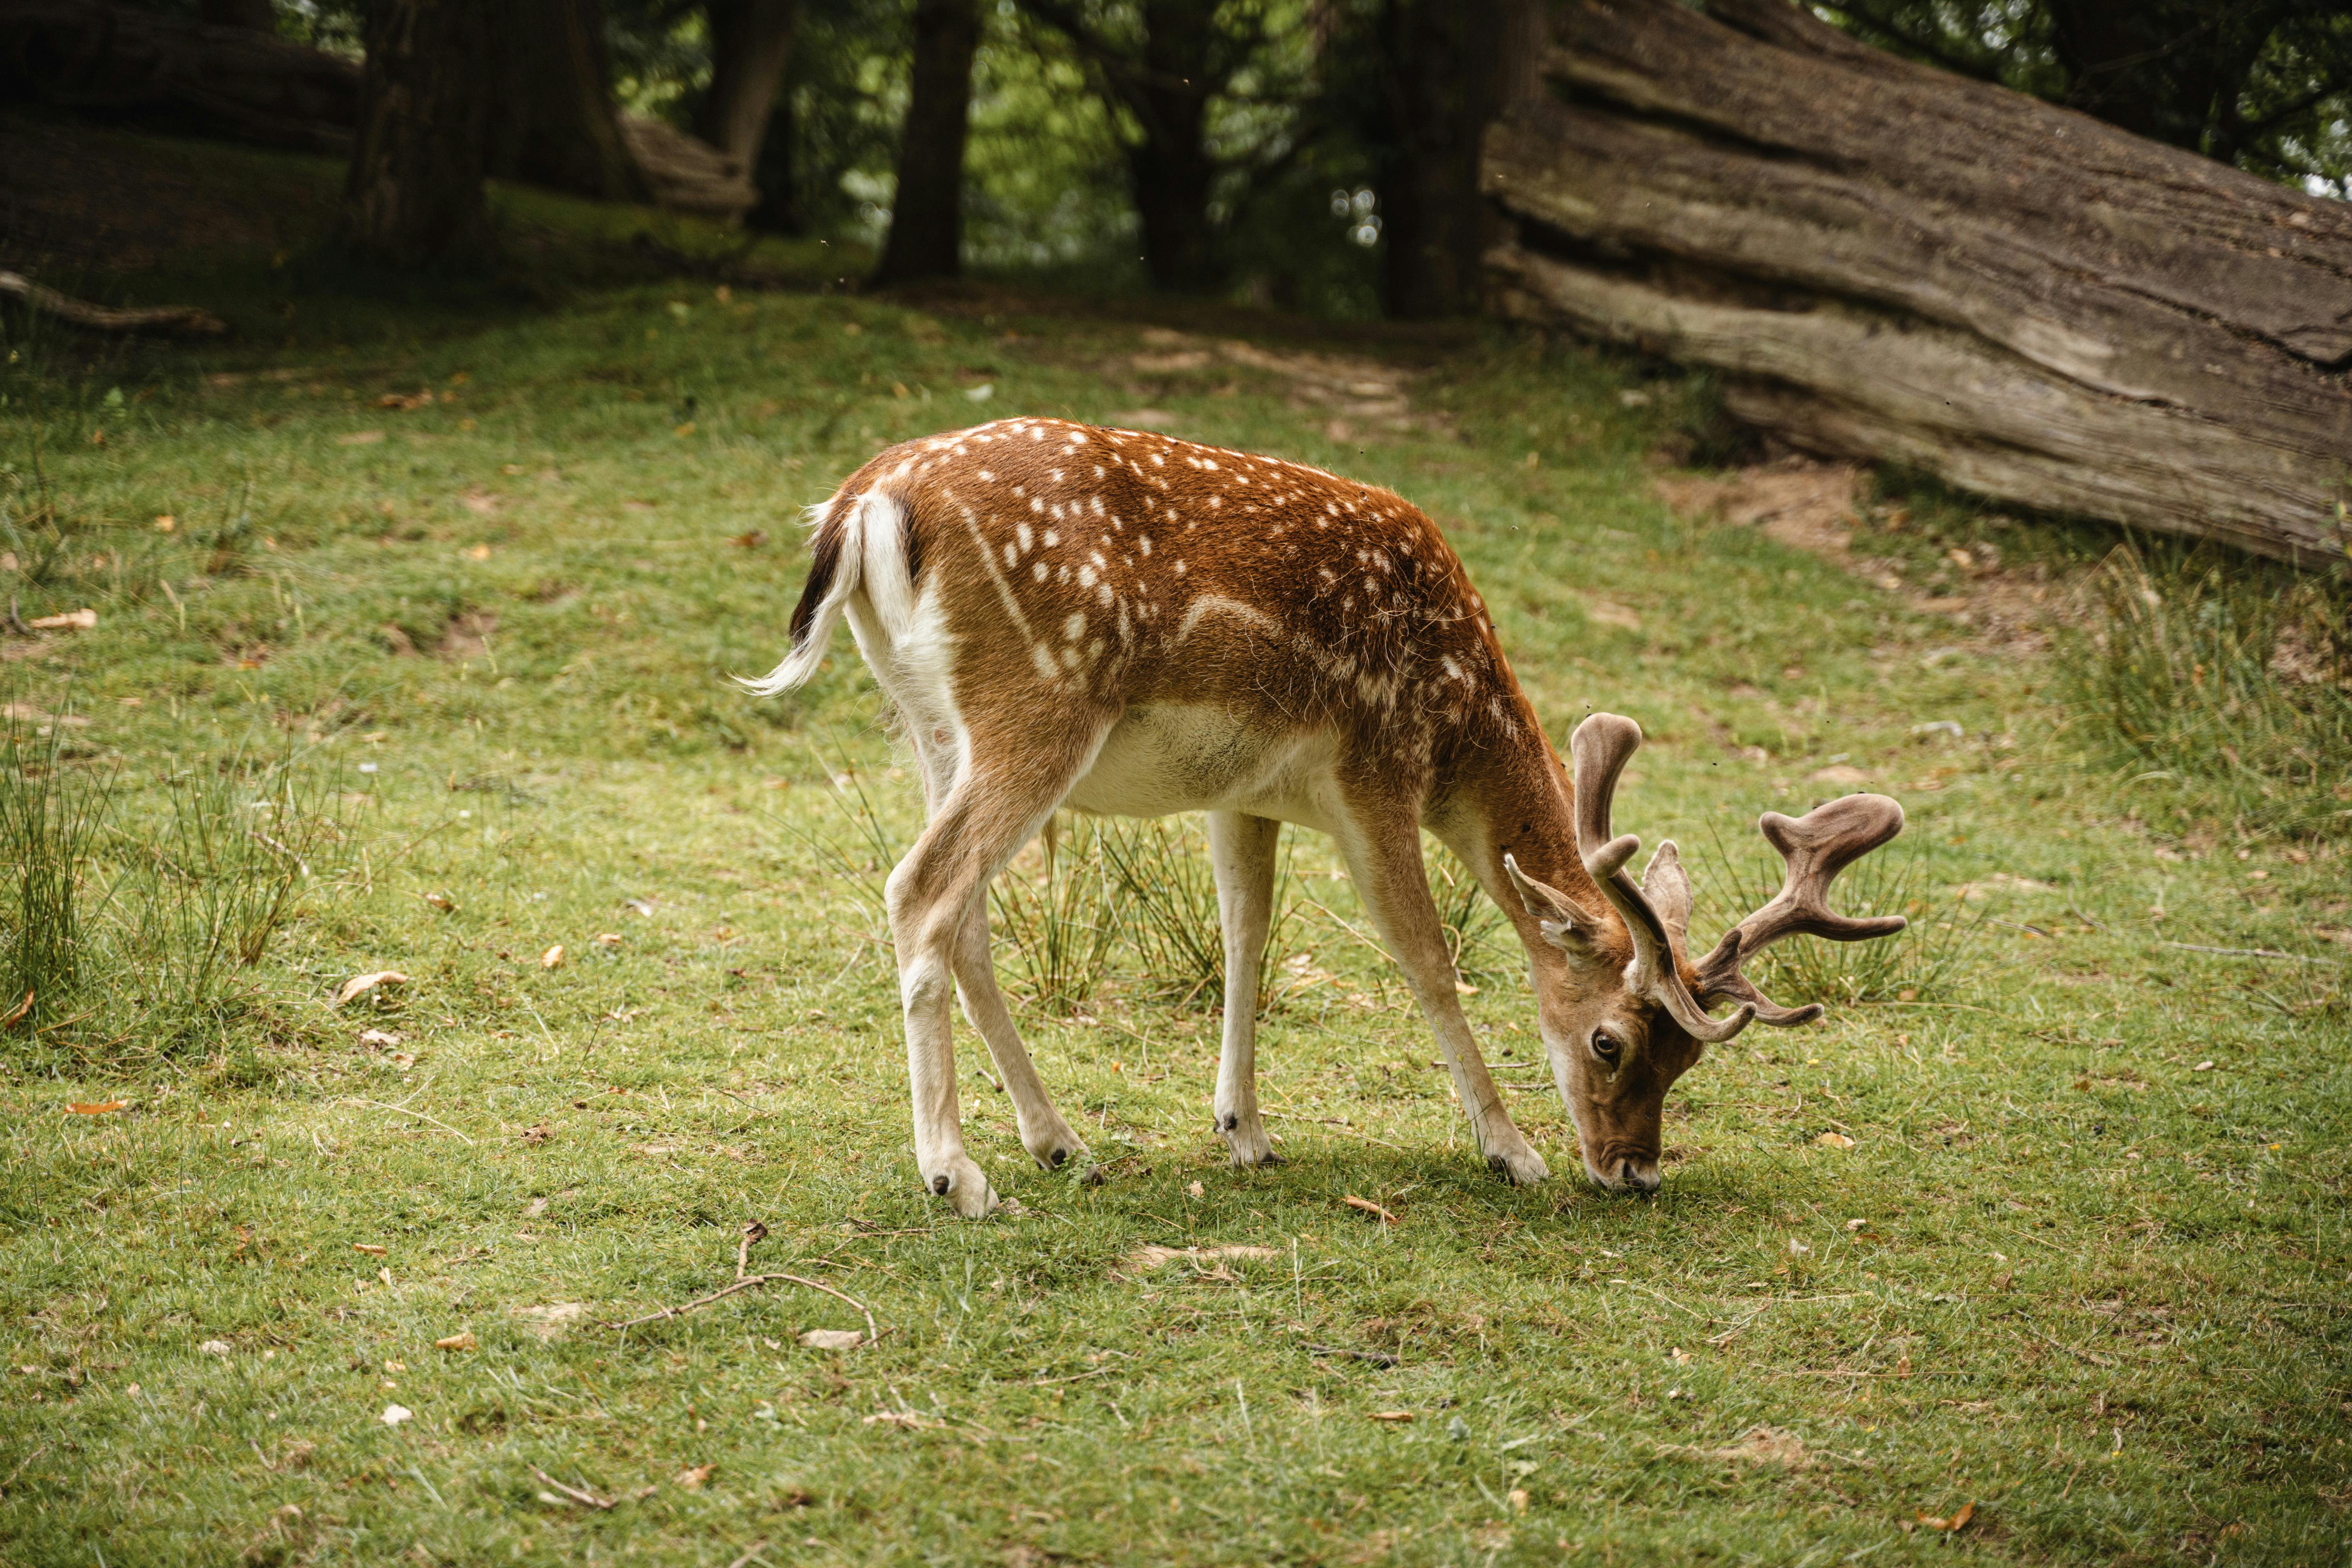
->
(358, 1029, 403, 1048)
(1896, 1352, 1913, 1378)
(540, 945, 565, 970)
(730, 530, 766, 548)
(593, 931, 622, 946)
(421, 892, 457, 913)
(1367, 1410, 1414, 1423)
(1343, 1195, 1397, 1223)
(674, 1464, 714, 1491)
(66, 1100, 128, 1115)
(1918, 1502, 1976, 1532)
(1815, 1132, 1856, 1149)
(336, 971, 408, 1005)
(799, 1328, 865, 1351)
(1710, 1426, 1808, 1468)
(435, 1331, 477, 1351)
(380, 1403, 412, 1427)
(26, 608, 96, 631)
(200, 1339, 232, 1356)
(519, 1123, 552, 1146)
(514, 1303, 588, 1341)
(464, 543, 492, 561)
(1, 990, 30, 1029)
(155, 514, 175, 532)
(352, 1243, 387, 1256)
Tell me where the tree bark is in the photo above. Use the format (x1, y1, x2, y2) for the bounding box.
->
(482, 0, 645, 204)
(1379, 0, 1506, 319)
(695, 0, 797, 171)
(338, 0, 492, 269)
(1482, 0, 2352, 568)
(1122, 0, 1219, 293)
(872, 0, 980, 285)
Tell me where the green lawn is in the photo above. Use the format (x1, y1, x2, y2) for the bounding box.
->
(2, 135, 2348, 1566)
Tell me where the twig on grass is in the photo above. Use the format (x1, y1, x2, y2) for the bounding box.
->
(725, 1544, 774, 1568)
(605, 1221, 880, 1342)
(1305, 1343, 1399, 1367)
(344, 1097, 475, 1145)
(529, 1465, 614, 1510)
(2160, 942, 2341, 965)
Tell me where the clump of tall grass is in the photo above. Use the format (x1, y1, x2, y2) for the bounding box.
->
(990, 817, 1119, 1016)
(0, 702, 114, 1032)
(1, 703, 338, 1063)
(1697, 829, 1982, 1008)
(2066, 543, 2352, 838)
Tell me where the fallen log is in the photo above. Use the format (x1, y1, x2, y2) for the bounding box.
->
(0, 0, 360, 152)
(0, 270, 227, 335)
(1481, 0, 2352, 568)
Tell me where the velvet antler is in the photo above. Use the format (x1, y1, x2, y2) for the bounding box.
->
(1693, 794, 1908, 1028)
(1568, 714, 1756, 1043)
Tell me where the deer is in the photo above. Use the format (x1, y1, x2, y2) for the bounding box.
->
(748, 417, 1906, 1217)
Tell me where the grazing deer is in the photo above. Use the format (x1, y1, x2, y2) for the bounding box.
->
(750, 418, 1905, 1216)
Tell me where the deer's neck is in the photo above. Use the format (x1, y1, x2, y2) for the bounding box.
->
(1448, 717, 1597, 965)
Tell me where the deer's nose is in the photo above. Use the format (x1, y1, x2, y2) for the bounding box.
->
(1617, 1156, 1661, 1195)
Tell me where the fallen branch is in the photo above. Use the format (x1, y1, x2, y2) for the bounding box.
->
(0, 271, 227, 336)
(604, 1221, 880, 1342)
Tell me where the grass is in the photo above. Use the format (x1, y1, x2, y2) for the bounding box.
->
(1, 125, 2348, 1567)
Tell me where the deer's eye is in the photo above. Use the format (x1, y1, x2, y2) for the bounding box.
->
(1590, 1028, 1621, 1063)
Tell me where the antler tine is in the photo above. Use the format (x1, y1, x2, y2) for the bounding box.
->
(1570, 715, 1755, 1044)
(1695, 794, 1908, 1025)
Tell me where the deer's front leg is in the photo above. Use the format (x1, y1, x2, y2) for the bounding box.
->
(1208, 811, 1282, 1167)
(1339, 815, 1547, 1187)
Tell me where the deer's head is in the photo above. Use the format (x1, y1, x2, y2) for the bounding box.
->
(1504, 714, 1906, 1194)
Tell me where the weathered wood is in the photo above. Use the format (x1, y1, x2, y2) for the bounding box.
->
(0, 0, 359, 152)
(1481, 0, 2352, 567)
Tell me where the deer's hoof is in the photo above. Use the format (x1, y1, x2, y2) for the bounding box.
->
(926, 1155, 998, 1218)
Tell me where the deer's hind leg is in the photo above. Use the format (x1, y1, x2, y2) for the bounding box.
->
(1208, 809, 1282, 1167)
(905, 730, 1090, 1178)
(949, 889, 1091, 1172)
(889, 720, 1103, 1217)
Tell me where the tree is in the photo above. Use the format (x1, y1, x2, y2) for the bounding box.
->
(873, 0, 982, 284)
(483, 0, 645, 203)
(1483, 0, 2352, 564)
(200, 0, 278, 29)
(1372, 0, 1506, 318)
(339, 0, 493, 269)
(695, 0, 799, 170)
(1018, 0, 1295, 293)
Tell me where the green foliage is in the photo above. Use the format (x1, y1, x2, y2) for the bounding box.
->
(1813, 0, 2352, 194)
(0, 702, 113, 1026)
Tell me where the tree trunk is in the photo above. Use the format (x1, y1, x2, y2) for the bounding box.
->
(1379, 0, 1505, 319)
(695, 0, 797, 171)
(482, 0, 644, 203)
(339, 0, 492, 269)
(1123, 0, 1219, 293)
(872, 0, 980, 285)
(1481, 0, 2352, 568)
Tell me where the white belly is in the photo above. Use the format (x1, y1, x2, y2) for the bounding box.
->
(1064, 704, 1344, 831)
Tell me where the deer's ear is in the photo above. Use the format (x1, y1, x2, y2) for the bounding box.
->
(1503, 854, 1608, 958)
(1640, 839, 1694, 952)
